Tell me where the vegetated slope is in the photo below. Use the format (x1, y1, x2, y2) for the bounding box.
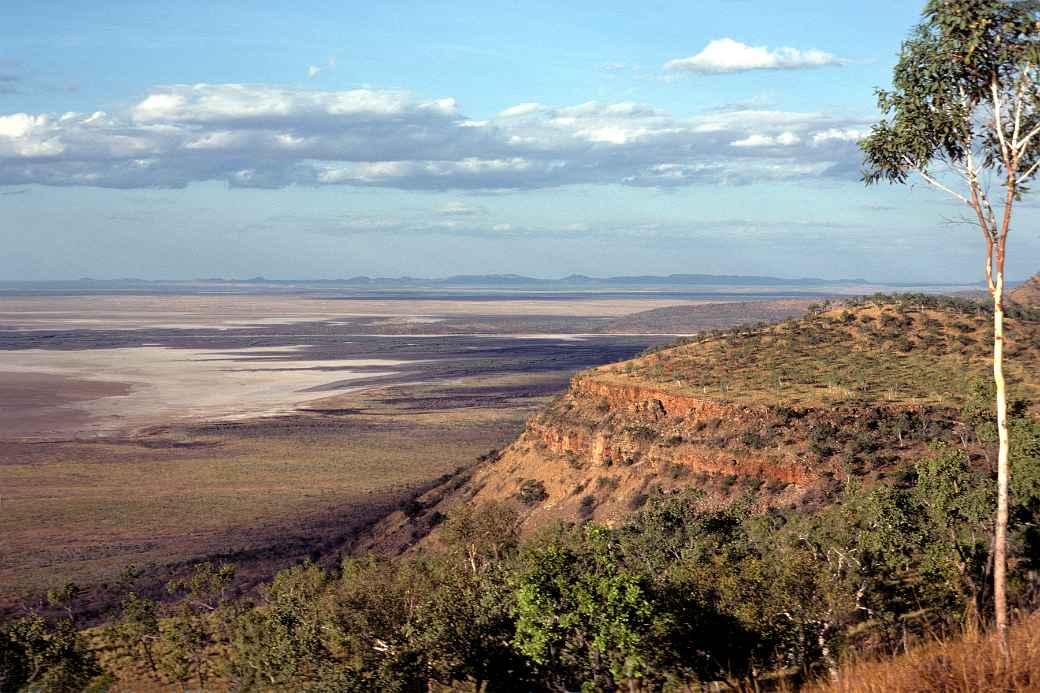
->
(594, 299, 815, 333)
(1011, 271, 1040, 306)
(365, 295, 1040, 552)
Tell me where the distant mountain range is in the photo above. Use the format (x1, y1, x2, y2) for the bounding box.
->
(0, 273, 1001, 291)
(244, 273, 875, 287)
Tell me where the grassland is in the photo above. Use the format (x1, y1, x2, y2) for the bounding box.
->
(606, 295, 1040, 410)
(0, 373, 558, 618)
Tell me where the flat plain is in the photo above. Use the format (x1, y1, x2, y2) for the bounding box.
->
(0, 286, 826, 615)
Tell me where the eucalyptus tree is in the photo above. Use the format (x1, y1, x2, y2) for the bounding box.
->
(861, 0, 1040, 649)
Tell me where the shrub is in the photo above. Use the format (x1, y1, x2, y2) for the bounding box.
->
(579, 495, 597, 517)
(740, 430, 768, 449)
(401, 497, 425, 518)
(518, 479, 548, 506)
(627, 491, 649, 510)
(665, 463, 689, 480)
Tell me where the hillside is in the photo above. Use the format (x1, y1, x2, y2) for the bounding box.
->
(366, 294, 1040, 550)
(594, 299, 814, 333)
(1011, 272, 1040, 306)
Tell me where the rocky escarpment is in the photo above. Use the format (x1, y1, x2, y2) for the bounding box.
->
(364, 369, 963, 553)
(523, 376, 815, 486)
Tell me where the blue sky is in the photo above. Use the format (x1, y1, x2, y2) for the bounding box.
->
(1, 0, 1037, 281)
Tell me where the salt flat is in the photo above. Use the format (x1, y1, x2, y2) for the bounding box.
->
(0, 293, 706, 331)
(0, 346, 405, 438)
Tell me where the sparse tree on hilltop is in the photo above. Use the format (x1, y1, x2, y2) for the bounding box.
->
(861, 0, 1040, 652)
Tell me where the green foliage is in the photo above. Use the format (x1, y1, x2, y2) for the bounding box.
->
(517, 479, 548, 506)
(441, 502, 520, 573)
(862, 0, 1040, 187)
(44, 585, 81, 626)
(224, 562, 330, 690)
(512, 525, 666, 691)
(108, 591, 161, 675)
(0, 615, 106, 693)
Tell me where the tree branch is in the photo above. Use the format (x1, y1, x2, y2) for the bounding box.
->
(1011, 64, 1030, 147)
(1016, 121, 1040, 153)
(909, 163, 970, 205)
(1021, 159, 1040, 185)
(991, 80, 1012, 169)
(964, 152, 997, 293)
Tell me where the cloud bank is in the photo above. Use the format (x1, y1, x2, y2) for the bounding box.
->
(665, 38, 844, 75)
(0, 83, 868, 190)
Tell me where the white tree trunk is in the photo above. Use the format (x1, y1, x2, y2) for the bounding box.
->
(992, 274, 1010, 656)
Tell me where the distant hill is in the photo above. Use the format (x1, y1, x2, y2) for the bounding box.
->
(1011, 272, 1040, 305)
(233, 272, 872, 287)
(596, 299, 815, 333)
(1, 273, 984, 293)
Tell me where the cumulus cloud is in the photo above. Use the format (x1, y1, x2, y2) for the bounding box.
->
(812, 127, 866, 144)
(731, 131, 802, 147)
(0, 82, 870, 190)
(665, 38, 845, 75)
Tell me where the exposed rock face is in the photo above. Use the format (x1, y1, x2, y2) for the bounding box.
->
(362, 369, 957, 553)
(523, 375, 814, 487)
(1011, 273, 1040, 306)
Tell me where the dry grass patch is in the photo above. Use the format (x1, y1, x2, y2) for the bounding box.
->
(814, 615, 1040, 692)
(602, 297, 1040, 411)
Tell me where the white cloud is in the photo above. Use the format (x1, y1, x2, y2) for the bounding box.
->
(731, 131, 802, 147)
(435, 201, 486, 217)
(665, 38, 844, 75)
(731, 134, 774, 148)
(498, 102, 546, 118)
(812, 127, 865, 144)
(253, 213, 865, 242)
(130, 84, 459, 127)
(0, 83, 870, 190)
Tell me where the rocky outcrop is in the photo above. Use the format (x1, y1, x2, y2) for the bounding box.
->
(361, 367, 957, 554)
